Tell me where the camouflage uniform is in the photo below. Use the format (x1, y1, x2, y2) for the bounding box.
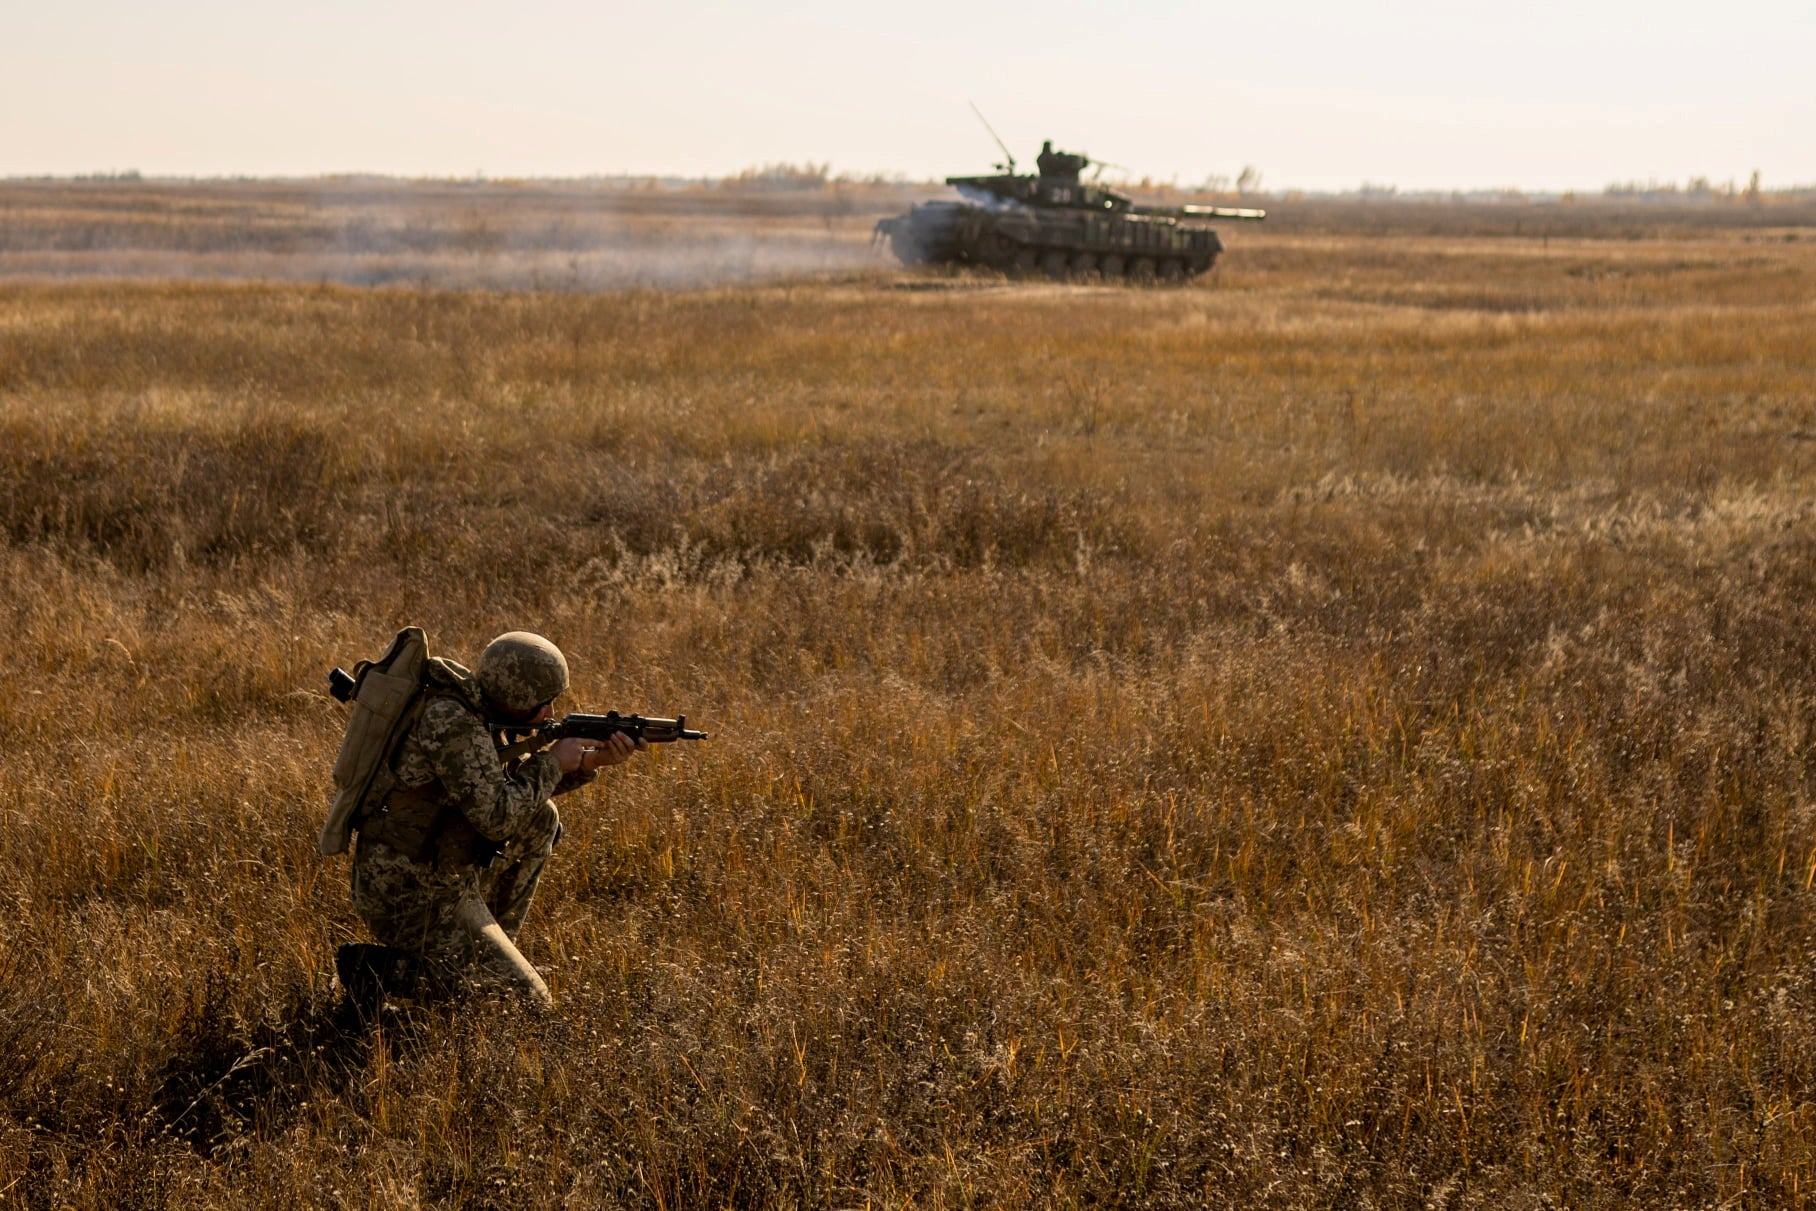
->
(351, 643, 590, 1007)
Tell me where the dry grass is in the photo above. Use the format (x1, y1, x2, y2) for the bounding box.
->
(3, 204, 1816, 1207)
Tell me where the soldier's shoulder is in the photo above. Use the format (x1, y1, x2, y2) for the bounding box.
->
(416, 694, 487, 747)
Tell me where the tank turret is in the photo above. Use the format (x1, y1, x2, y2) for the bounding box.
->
(874, 141, 1265, 283)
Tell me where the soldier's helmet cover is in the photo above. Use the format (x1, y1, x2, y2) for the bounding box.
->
(477, 632, 570, 714)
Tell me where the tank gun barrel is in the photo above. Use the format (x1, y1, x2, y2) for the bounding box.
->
(1128, 203, 1267, 221)
(1176, 204, 1267, 221)
(1125, 205, 1271, 221)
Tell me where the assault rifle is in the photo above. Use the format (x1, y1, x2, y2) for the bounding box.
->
(326, 667, 707, 761)
(492, 712, 707, 762)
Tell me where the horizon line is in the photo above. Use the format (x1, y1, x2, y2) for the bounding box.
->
(6, 170, 1816, 201)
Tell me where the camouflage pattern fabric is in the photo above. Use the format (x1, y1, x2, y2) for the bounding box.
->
(351, 695, 593, 1006)
(352, 803, 559, 1005)
(389, 697, 567, 838)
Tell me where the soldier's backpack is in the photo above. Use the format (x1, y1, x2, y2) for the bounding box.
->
(320, 627, 431, 856)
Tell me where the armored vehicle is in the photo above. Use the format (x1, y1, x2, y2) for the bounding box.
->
(874, 140, 1265, 283)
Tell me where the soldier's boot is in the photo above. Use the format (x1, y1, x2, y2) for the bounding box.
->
(335, 943, 421, 1008)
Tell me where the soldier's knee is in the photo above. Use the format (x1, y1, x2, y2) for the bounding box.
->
(495, 802, 560, 862)
(528, 801, 560, 854)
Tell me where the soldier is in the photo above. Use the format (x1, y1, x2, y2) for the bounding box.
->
(1036, 140, 1088, 181)
(337, 632, 643, 1008)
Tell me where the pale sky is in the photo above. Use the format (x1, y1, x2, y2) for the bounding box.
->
(3, 0, 1812, 191)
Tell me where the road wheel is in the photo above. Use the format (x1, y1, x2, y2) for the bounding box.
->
(1038, 250, 1069, 279)
(989, 232, 1021, 272)
(1129, 258, 1157, 285)
(1069, 252, 1099, 281)
(1099, 254, 1126, 280)
(1158, 259, 1185, 284)
(1011, 246, 1040, 277)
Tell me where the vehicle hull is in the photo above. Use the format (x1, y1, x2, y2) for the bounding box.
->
(874, 200, 1226, 282)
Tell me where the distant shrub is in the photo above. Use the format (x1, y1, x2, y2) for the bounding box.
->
(721, 162, 832, 192)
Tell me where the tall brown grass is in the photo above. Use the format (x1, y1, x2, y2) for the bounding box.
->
(2, 215, 1816, 1207)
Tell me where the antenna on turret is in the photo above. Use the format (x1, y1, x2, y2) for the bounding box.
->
(968, 102, 1016, 173)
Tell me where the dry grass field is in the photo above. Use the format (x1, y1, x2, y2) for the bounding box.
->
(3, 190, 1816, 1207)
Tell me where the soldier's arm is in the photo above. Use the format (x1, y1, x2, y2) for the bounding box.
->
(540, 729, 642, 796)
(551, 768, 598, 797)
(418, 698, 563, 841)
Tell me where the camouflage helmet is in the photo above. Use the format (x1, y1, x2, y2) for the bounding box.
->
(476, 632, 570, 714)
